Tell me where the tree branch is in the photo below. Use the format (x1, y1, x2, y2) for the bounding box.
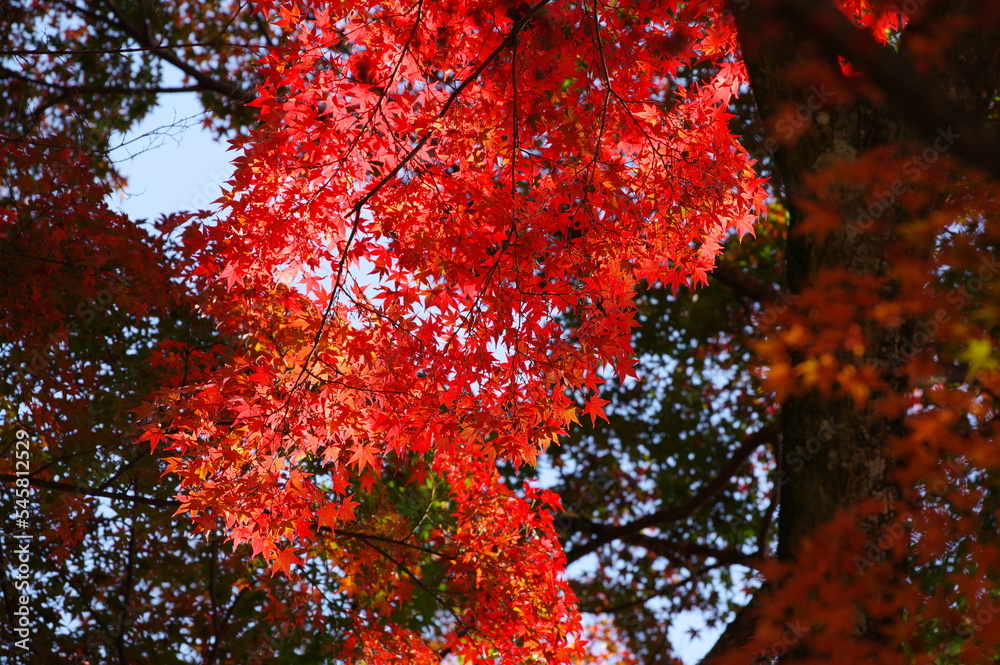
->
(320, 527, 457, 561)
(3, 41, 265, 57)
(565, 422, 779, 563)
(114, 524, 138, 665)
(712, 260, 785, 303)
(0, 473, 461, 567)
(0, 65, 209, 96)
(0, 474, 179, 508)
(620, 534, 764, 570)
(96, 0, 253, 104)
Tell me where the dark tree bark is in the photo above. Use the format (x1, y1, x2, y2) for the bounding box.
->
(702, 1, 1000, 661)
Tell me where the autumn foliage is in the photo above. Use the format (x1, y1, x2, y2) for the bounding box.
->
(149, 0, 765, 659)
(4, 0, 1000, 663)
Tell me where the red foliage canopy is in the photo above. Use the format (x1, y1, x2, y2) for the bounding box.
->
(150, 1, 767, 659)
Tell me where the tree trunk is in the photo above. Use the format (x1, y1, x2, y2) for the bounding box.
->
(709, 1, 1000, 662)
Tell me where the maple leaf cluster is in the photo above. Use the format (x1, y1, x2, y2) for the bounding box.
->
(145, 0, 766, 658)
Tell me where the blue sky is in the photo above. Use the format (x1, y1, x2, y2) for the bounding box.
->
(108, 96, 235, 222)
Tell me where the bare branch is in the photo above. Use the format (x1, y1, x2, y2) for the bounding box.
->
(96, 0, 253, 104)
(0, 474, 179, 508)
(712, 260, 785, 303)
(565, 422, 779, 563)
(620, 534, 764, 570)
(0, 41, 266, 57)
